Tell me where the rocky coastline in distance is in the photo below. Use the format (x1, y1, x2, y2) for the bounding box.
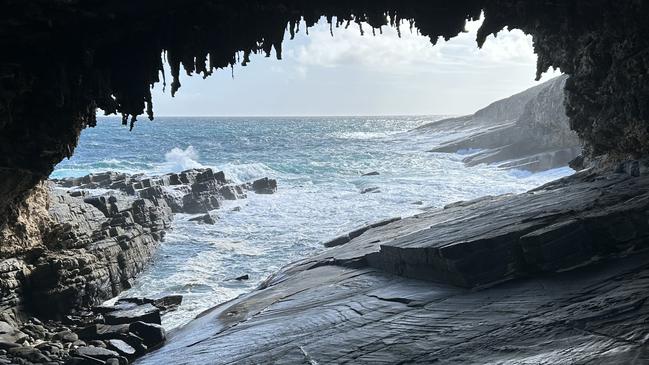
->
(417, 75, 582, 172)
(0, 168, 276, 365)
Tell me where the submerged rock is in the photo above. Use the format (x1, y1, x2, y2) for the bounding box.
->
(360, 187, 380, 194)
(235, 274, 249, 281)
(188, 213, 217, 224)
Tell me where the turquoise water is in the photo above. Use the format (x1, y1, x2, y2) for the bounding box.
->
(53, 116, 572, 329)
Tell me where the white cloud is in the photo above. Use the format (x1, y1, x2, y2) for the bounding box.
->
(291, 17, 541, 76)
(151, 15, 562, 116)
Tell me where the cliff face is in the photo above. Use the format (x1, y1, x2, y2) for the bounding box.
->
(0, 168, 275, 324)
(427, 75, 581, 171)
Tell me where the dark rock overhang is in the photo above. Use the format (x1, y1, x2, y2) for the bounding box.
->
(1, 0, 648, 221)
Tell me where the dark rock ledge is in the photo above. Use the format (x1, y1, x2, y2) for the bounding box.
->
(0, 168, 276, 365)
(139, 163, 649, 364)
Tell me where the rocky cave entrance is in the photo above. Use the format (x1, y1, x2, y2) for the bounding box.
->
(1, 1, 649, 363)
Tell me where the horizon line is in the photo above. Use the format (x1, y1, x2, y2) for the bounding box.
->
(97, 113, 460, 119)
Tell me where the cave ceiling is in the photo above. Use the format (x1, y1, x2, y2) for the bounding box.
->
(0, 0, 648, 220)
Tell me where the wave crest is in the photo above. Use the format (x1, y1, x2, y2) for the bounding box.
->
(219, 162, 277, 183)
(163, 146, 204, 172)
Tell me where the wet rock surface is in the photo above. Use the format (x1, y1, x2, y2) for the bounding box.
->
(139, 166, 649, 364)
(0, 296, 174, 365)
(423, 75, 582, 172)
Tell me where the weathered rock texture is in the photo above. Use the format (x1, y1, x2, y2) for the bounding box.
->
(423, 75, 581, 171)
(1, 168, 275, 321)
(0, 294, 177, 365)
(138, 163, 649, 364)
(0, 167, 276, 363)
(1, 1, 649, 223)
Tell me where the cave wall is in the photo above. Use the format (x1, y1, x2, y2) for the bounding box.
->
(1, 0, 648, 226)
(478, 1, 649, 160)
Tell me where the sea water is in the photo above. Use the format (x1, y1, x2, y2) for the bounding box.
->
(52, 116, 572, 329)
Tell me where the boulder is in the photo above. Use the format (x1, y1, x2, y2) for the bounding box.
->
(8, 346, 51, 362)
(107, 339, 136, 357)
(74, 346, 120, 361)
(251, 178, 277, 194)
(103, 304, 161, 325)
(77, 324, 130, 340)
(52, 330, 79, 343)
(182, 193, 220, 214)
(128, 322, 165, 349)
(152, 295, 183, 313)
(0, 341, 20, 351)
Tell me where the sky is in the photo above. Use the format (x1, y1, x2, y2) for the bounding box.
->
(150, 17, 561, 117)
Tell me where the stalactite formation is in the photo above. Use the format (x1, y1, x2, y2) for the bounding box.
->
(1, 0, 648, 221)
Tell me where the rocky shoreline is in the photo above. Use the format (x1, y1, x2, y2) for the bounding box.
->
(136, 161, 649, 364)
(0, 168, 276, 365)
(419, 75, 582, 172)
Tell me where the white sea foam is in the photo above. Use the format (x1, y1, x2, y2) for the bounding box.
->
(162, 146, 204, 172)
(329, 131, 397, 140)
(219, 162, 278, 183)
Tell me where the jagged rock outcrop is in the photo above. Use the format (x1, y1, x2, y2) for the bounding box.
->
(138, 162, 649, 364)
(1, 167, 275, 319)
(0, 167, 276, 364)
(424, 75, 581, 171)
(26, 187, 172, 318)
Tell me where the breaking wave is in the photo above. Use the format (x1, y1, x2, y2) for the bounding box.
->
(161, 146, 204, 172)
(218, 162, 278, 183)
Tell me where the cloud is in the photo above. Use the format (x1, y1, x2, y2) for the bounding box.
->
(291, 17, 540, 76)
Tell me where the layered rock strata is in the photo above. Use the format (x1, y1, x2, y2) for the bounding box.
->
(139, 162, 649, 364)
(0, 168, 277, 364)
(424, 75, 582, 172)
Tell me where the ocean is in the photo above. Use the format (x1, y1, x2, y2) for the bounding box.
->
(52, 116, 572, 329)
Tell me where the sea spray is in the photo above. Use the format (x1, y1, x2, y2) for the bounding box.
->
(163, 146, 204, 172)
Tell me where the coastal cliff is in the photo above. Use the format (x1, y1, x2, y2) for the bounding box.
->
(422, 75, 581, 171)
